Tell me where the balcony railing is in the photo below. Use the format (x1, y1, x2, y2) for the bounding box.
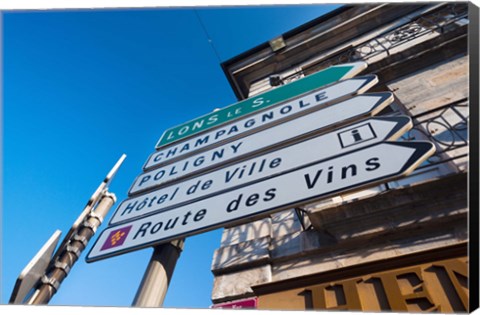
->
(402, 98, 469, 171)
(280, 3, 469, 86)
(310, 3, 469, 72)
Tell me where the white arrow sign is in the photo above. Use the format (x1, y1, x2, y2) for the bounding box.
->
(9, 230, 61, 304)
(129, 92, 394, 195)
(145, 75, 378, 170)
(111, 116, 412, 225)
(87, 141, 435, 262)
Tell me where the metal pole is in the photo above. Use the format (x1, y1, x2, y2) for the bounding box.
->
(132, 239, 184, 307)
(28, 192, 116, 305)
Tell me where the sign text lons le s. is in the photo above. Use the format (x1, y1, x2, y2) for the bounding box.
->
(156, 62, 367, 148)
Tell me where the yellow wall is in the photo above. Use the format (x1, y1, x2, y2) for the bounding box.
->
(258, 256, 468, 313)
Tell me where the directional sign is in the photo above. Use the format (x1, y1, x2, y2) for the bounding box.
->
(156, 62, 367, 148)
(111, 116, 412, 226)
(147, 75, 377, 170)
(9, 230, 61, 304)
(87, 141, 435, 262)
(130, 92, 393, 195)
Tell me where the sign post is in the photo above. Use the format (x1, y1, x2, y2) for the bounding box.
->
(28, 193, 118, 304)
(13, 154, 127, 305)
(83, 62, 435, 308)
(130, 63, 374, 307)
(132, 239, 184, 307)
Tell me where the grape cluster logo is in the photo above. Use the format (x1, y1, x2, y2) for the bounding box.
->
(101, 226, 132, 250)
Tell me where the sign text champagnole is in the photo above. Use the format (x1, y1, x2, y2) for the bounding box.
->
(131, 92, 392, 195)
(147, 75, 377, 169)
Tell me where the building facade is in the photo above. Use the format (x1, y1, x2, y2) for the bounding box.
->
(210, 3, 476, 312)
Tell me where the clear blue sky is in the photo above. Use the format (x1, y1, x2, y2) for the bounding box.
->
(1, 4, 341, 308)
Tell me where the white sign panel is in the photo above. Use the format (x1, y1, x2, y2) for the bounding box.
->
(87, 141, 435, 262)
(129, 92, 393, 195)
(9, 230, 61, 304)
(111, 116, 412, 225)
(145, 75, 378, 170)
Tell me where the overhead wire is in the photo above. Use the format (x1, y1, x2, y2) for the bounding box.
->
(193, 9, 223, 63)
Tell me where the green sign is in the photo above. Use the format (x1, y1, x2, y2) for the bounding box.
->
(156, 61, 367, 148)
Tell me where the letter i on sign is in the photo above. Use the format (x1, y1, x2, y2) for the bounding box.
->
(338, 123, 376, 149)
(351, 129, 362, 142)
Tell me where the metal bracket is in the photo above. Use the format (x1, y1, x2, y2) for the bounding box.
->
(82, 221, 97, 233)
(66, 245, 81, 259)
(41, 275, 61, 292)
(294, 207, 313, 231)
(87, 211, 103, 224)
(170, 239, 185, 251)
(72, 234, 88, 248)
(102, 190, 117, 203)
(54, 260, 71, 276)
